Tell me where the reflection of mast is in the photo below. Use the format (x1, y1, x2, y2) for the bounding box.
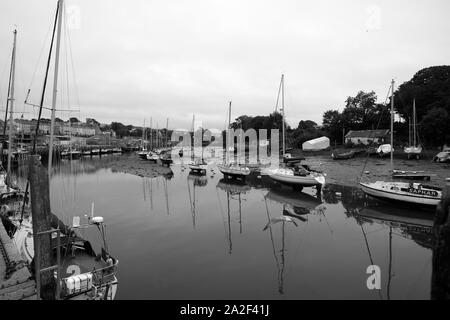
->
(358, 217, 383, 300)
(163, 178, 170, 215)
(264, 197, 284, 295)
(387, 226, 392, 300)
(226, 191, 232, 254)
(187, 178, 196, 229)
(238, 193, 242, 234)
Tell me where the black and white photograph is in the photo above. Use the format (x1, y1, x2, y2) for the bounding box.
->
(0, 0, 449, 307)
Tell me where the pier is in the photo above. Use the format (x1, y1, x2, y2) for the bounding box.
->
(0, 221, 37, 300)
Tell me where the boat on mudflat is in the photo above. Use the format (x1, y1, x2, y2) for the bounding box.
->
(359, 181, 441, 207)
(331, 150, 355, 160)
(217, 163, 250, 180)
(267, 167, 325, 189)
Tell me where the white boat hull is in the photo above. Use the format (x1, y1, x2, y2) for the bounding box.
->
(267, 168, 325, 187)
(217, 164, 250, 178)
(359, 181, 441, 206)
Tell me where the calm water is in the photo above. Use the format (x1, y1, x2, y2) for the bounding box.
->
(15, 154, 435, 299)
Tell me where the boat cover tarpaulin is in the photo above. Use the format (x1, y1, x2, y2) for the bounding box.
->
(302, 136, 330, 151)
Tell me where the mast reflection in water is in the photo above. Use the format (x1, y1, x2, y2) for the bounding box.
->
(11, 155, 434, 299)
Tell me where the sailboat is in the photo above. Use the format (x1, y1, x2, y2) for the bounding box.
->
(359, 80, 442, 208)
(217, 101, 250, 180)
(404, 99, 422, 159)
(188, 114, 207, 174)
(266, 75, 326, 190)
(5, 1, 118, 299)
(137, 120, 149, 159)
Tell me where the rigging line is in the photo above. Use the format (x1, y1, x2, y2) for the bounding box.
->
(65, 21, 80, 110)
(1, 45, 13, 146)
(27, 20, 53, 91)
(274, 76, 282, 113)
(20, 1, 60, 224)
(358, 82, 393, 181)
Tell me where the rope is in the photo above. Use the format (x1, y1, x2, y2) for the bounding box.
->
(358, 82, 393, 182)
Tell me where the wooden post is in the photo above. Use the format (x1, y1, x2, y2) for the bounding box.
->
(29, 155, 55, 300)
(431, 178, 450, 299)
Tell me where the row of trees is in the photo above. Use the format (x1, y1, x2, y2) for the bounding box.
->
(322, 66, 450, 147)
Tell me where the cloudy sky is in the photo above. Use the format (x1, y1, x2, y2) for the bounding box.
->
(0, 0, 449, 130)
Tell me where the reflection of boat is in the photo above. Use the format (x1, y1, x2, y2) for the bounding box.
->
(216, 179, 251, 194)
(265, 189, 322, 214)
(187, 173, 208, 187)
(359, 205, 433, 229)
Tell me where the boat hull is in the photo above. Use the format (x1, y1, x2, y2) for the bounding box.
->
(217, 164, 250, 180)
(359, 182, 441, 207)
(267, 168, 325, 187)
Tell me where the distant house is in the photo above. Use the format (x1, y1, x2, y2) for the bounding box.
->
(345, 129, 390, 145)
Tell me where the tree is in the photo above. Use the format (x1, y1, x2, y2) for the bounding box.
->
(395, 66, 450, 147)
(419, 108, 450, 146)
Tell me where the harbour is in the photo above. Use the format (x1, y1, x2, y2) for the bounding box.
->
(1, 0, 450, 305)
(2, 152, 446, 299)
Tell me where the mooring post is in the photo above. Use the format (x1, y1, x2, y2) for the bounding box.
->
(431, 177, 450, 299)
(29, 155, 55, 300)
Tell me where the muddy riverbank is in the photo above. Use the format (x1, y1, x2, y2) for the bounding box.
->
(300, 154, 450, 188)
(108, 155, 173, 178)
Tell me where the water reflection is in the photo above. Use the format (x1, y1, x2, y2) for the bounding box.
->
(10, 156, 436, 299)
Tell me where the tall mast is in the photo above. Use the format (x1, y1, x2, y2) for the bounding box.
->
(149, 117, 152, 150)
(6, 29, 17, 181)
(390, 79, 395, 172)
(48, 0, 64, 172)
(281, 74, 285, 157)
(413, 98, 416, 147)
(227, 101, 231, 164)
(165, 118, 169, 148)
(141, 119, 145, 150)
(191, 114, 195, 160)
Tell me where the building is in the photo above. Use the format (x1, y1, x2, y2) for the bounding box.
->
(345, 129, 390, 145)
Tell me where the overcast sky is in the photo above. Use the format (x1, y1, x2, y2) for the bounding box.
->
(0, 0, 449, 130)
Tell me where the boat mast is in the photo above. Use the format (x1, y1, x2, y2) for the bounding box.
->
(413, 98, 416, 147)
(149, 117, 152, 151)
(390, 79, 395, 172)
(141, 119, 145, 150)
(48, 0, 64, 173)
(227, 101, 231, 164)
(165, 117, 169, 148)
(281, 74, 285, 157)
(191, 114, 195, 160)
(6, 29, 17, 183)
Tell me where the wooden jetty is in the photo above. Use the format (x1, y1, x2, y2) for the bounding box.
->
(0, 222, 37, 300)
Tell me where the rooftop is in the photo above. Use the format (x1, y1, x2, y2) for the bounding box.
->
(345, 129, 390, 139)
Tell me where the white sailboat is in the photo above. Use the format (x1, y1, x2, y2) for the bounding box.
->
(266, 74, 326, 190)
(217, 101, 250, 180)
(359, 80, 442, 207)
(188, 114, 207, 174)
(404, 98, 422, 159)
